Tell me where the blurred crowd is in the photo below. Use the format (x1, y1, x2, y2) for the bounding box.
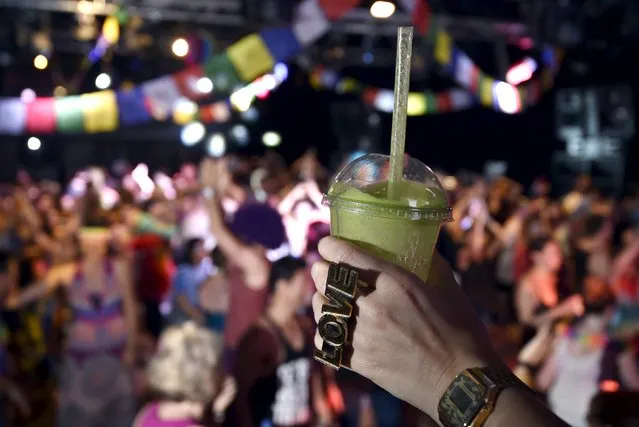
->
(0, 150, 636, 427)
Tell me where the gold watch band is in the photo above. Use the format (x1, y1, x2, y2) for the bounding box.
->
(468, 367, 524, 427)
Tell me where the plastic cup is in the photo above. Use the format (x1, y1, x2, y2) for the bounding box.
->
(323, 154, 452, 281)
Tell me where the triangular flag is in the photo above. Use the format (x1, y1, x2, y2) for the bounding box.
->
(293, 0, 330, 46)
(55, 96, 84, 133)
(141, 75, 182, 121)
(26, 98, 56, 134)
(82, 91, 118, 133)
(227, 34, 275, 82)
(0, 98, 26, 134)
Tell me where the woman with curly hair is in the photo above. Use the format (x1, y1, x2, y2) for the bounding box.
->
(134, 322, 236, 427)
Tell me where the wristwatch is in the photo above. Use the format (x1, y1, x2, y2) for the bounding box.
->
(438, 366, 523, 427)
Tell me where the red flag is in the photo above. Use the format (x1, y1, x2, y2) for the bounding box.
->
(26, 98, 56, 134)
(318, 0, 359, 20)
(174, 66, 206, 100)
(362, 88, 380, 106)
(412, 0, 432, 34)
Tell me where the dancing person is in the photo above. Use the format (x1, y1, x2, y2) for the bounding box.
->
(134, 322, 236, 427)
(52, 191, 138, 427)
(232, 256, 332, 427)
(516, 237, 584, 341)
(311, 237, 571, 427)
(199, 158, 286, 370)
(169, 238, 214, 325)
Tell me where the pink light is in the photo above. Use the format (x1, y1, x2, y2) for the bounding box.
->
(518, 37, 534, 50)
(506, 57, 537, 86)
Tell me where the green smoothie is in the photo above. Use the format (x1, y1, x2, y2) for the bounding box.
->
(326, 177, 450, 281)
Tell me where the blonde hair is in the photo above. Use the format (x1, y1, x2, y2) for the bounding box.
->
(147, 322, 223, 402)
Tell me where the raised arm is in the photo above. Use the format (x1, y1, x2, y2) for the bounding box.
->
(200, 159, 269, 288)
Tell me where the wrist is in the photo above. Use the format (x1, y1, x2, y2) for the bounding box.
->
(426, 354, 504, 420)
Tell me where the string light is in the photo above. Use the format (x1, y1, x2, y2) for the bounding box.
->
(33, 54, 48, 70)
(95, 73, 112, 89)
(180, 122, 205, 146)
(231, 124, 249, 145)
(53, 86, 68, 97)
(196, 77, 214, 94)
(207, 133, 226, 157)
(20, 89, 36, 103)
(172, 38, 189, 57)
(370, 1, 396, 19)
(262, 131, 281, 147)
(27, 137, 41, 151)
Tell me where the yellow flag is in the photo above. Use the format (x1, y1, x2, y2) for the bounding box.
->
(407, 93, 426, 116)
(434, 31, 452, 65)
(227, 34, 274, 82)
(82, 91, 118, 133)
(479, 77, 494, 107)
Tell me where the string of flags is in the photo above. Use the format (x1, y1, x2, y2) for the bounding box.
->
(0, 0, 565, 135)
(0, 0, 355, 135)
(401, 0, 564, 114)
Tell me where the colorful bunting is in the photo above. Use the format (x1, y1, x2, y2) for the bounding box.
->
(117, 88, 152, 126)
(202, 54, 242, 93)
(259, 28, 302, 63)
(0, 99, 26, 134)
(55, 96, 84, 133)
(174, 66, 207, 100)
(227, 34, 275, 82)
(26, 98, 56, 134)
(141, 76, 182, 121)
(293, 0, 330, 45)
(82, 91, 118, 133)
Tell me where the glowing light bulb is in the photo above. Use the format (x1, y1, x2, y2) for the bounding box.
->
(196, 77, 214, 94)
(53, 86, 67, 97)
(494, 81, 521, 114)
(262, 131, 281, 147)
(33, 54, 48, 70)
(370, 1, 396, 19)
(95, 73, 111, 89)
(172, 38, 189, 57)
(20, 88, 36, 103)
(27, 137, 41, 151)
(207, 133, 226, 157)
(180, 122, 205, 146)
(231, 124, 249, 145)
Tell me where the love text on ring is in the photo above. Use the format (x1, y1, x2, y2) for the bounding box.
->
(314, 263, 359, 369)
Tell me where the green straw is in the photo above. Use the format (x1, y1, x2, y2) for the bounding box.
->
(388, 26, 414, 200)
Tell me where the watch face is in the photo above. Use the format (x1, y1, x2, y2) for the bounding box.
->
(439, 373, 487, 426)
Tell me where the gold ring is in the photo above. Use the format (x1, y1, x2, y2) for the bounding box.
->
(314, 263, 361, 370)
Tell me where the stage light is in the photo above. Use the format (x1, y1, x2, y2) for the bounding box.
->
(262, 131, 281, 147)
(196, 77, 214, 94)
(506, 57, 537, 86)
(207, 133, 226, 157)
(231, 124, 249, 145)
(180, 122, 205, 146)
(20, 88, 36, 103)
(27, 137, 41, 151)
(172, 38, 189, 57)
(53, 86, 67, 97)
(33, 54, 48, 70)
(95, 73, 111, 89)
(494, 81, 520, 114)
(370, 1, 396, 19)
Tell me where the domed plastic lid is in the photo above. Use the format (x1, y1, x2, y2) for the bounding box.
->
(324, 154, 453, 221)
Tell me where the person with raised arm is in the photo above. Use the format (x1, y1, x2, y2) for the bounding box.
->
(199, 158, 286, 371)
